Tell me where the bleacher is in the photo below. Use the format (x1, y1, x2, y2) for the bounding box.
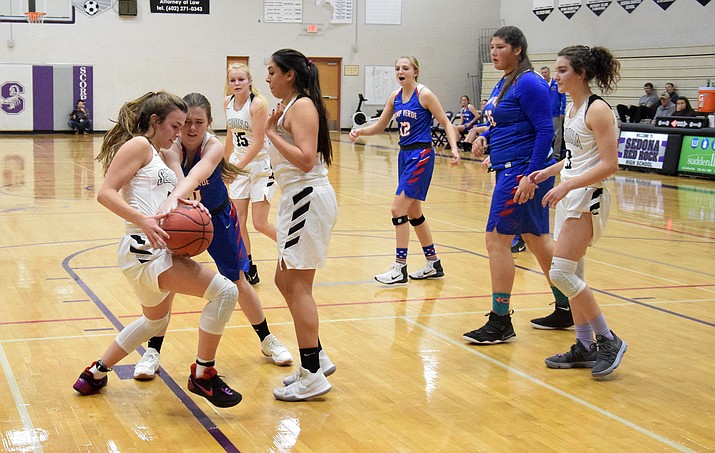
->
(480, 45, 715, 111)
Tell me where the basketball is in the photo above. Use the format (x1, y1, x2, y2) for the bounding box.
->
(162, 205, 213, 257)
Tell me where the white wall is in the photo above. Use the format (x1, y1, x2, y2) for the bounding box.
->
(499, 0, 714, 53)
(0, 1, 498, 130)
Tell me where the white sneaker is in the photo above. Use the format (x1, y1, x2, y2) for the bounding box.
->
(375, 262, 408, 284)
(409, 259, 444, 280)
(282, 350, 336, 385)
(273, 367, 332, 402)
(133, 347, 161, 380)
(260, 334, 293, 366)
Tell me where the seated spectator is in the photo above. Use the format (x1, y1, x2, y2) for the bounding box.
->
(617, 82, 658, 123)
(665, 83, 679, 104)
(674, 96, 697, 116)
(68, 100, 92, 134)
(651, 92, 676, 124)
(462, 99, 489, 151)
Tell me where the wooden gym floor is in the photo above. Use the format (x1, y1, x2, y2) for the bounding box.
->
(0, 132, 713, 452)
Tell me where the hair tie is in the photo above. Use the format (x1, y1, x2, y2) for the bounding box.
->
(307, 59, 313, 65)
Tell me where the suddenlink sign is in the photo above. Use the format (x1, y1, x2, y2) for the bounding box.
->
(678, 135, 715, 176)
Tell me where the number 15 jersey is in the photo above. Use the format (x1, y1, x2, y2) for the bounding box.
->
(226, 94, 268, 162)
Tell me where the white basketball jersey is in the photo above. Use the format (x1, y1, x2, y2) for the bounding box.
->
(226, 94, 268, 161)
(267, 95, 329, 192)
(122, 143, 177, 234)
(561, 97, 618, 187)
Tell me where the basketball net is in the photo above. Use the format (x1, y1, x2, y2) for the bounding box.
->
(24, 11, 46, 37)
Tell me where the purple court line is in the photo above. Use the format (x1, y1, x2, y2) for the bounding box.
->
(61, 244, 240, 453)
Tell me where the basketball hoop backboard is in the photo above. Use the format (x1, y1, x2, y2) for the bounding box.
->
(0, 0, 74, 24)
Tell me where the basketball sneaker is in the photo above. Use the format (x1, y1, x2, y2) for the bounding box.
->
(409, 259, 444, 280)
(274, 367, 332, 402)
(260, 334, 293, 366)
(375, 262, 408, 284)
(283, 350, 336, 385)
(246, 263, 260, 285)
(73, 362, 108, 396)
(133, 347, 161, 380)
(544, 340, 597, 369)
(530, 305, 574, 330)
(511, 235, 526, 253)
(463, 311, 516, 344)
(592, 331, 627, 378)
(187, 363, 242, 408)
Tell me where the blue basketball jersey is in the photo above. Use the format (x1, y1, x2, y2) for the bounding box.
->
(181, 134, 227, 212)
(394, 85, 433, 147)
(461, 106, 475, 129)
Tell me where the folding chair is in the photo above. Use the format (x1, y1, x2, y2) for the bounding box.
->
(431, 111, 454, 148)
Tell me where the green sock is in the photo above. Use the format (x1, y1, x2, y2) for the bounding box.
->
(491, 292, 511, 316)
(551, 286, 570, 309)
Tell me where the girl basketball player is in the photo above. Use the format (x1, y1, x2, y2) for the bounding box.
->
(462, 26, 572, 345)
(264, 49, 338, 401)
(349, 56, 460, 285)
(455, 95, 479, 136)
(529, 46, 627, 377)
(133, 93, 292, 382)
(74, 92, 242, 408)
(225, 63, 277, 286)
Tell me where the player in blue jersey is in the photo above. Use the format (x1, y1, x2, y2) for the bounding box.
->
(133, 93, 293, 382)
(529, 46, 626, 377)
(462, 26, 573, 345)
(350, 56, 460, 284)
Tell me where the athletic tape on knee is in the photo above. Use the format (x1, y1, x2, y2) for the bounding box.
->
(199, 274, 238, 335)
(115, 314, 170, 353)
(392, 215, 409, 226)
(549, 257, 587, 298)
(409, 215, 425, 226)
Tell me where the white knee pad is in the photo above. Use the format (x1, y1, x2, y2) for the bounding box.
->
(115, 314, 170, 353)
(549, 257, 587, 298)
(199, 274, 238, 335)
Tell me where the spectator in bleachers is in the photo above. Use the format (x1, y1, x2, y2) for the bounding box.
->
(540, 66, 566, 156)
(674, 96, 697, 116)
(665, 83, 679, 104)
(616, 82, 658, 123)
(651, 92, 675, 124)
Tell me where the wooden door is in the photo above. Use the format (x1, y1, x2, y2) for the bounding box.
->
(309, 57, 341, 130)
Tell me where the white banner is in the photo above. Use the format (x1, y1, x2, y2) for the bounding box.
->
(0, 64, 34, 131)
(618, 130, 668, 169)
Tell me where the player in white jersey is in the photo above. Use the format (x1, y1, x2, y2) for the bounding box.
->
(73, 92, 242, 408)
(528, 46, 627, 378)
(265, 49, 338, 402)
(224, 63, 277, 285)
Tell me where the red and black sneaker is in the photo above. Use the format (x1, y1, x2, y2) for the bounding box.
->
(187, 363, 242, 408)
(73, 362, 108, 395)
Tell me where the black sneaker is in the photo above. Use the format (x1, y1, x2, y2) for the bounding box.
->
(246, 263, 260, 285)
(530, 305, 574, 330)
(545, 340, 597, 369)
(511, 235, 526, 253)
(592, 331, 627, 378)
(188, 363, 242, 408)
(463, 311, 516, 344)
(73, 363, 108, 395)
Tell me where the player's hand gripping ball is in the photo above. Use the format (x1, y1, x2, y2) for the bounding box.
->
(162, 205, 213, 257)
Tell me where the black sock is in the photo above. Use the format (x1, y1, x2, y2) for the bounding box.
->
(318, 338, 323, 352)
(252, 319, 270, 341)
(299, 347, 320, 373)
(148, 336, 165, 353)
(248, 254, 253, 264)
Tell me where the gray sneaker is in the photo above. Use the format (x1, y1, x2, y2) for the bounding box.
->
(592, 331, 627, 377)
(545, 340, 597, 369)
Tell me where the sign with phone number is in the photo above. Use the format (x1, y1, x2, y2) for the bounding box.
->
(150, 0, 209, 14)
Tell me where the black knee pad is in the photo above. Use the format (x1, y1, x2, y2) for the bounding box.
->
(392, 215, 409, 226)
(409, 215, 425, 226)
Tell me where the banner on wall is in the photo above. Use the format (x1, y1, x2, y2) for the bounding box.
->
(652, 0, 675, 10)
(678, 135, 715, 176)
(586, 0, 612, 15)
(559, 0, 582, 18)
(533, 0, 555, 21)
(617, 130, 668, 169)
(617, 0, 643, 12)
(72, 0, 112, 17)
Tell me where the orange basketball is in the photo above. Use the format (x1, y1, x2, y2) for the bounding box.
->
(162, 205, 213, 257)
